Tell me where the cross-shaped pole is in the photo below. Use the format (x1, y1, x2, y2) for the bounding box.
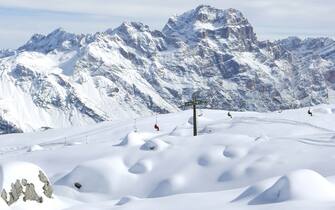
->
(184, 96, 206, 136)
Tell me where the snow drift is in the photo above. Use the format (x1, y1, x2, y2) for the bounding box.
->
(249, 169, 335, 204)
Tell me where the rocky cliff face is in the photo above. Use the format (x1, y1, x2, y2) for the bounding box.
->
(278, 37, 335, 89)
(0, 5, 334, 133)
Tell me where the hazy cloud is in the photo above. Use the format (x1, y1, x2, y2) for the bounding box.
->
(0, 0, 334, 48)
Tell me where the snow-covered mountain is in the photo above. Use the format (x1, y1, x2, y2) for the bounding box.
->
(0, 5, 334, 133)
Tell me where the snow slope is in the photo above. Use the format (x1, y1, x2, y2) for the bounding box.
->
(0, 105, 335, 209)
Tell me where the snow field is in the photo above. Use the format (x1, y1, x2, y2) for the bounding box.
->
(0, 105, 335, 209)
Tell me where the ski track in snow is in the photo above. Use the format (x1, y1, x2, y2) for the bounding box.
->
(228, 117, 335, 133)
(1, 115, 330, 157)
(0, 110, 334, 156)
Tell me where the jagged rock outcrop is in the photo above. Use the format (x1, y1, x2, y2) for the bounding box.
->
(38, 170, 53, 198)
(0, 165, 53, 206)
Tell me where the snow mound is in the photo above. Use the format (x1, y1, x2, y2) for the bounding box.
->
(218, 166, 245, 182)
(244, 155, 279, 176)
(118, 132, 156, 146)
(128, 159, 153, 174)
(232, 178, 277, 202)
(249, 169, 335, 204)
(149, 175, 186, 198)
(197, 146, 226, 166)
(27, 145, 44, 152)
(234, 185, 264, 203)
(140, 139, 169, 151)
(115, 196, 139, 206)
(56, 157, 134, 196)
(223, 146, 248, 158)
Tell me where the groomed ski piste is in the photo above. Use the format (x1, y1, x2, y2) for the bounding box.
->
(1, 104, 335, 209)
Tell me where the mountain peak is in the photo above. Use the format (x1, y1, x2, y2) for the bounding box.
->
(165, 5, 246, 27)
(162, 5, 256, 46)
(18, 28, 80, 53)
(194, 4, 219, 15)
(193, 5, 244, 20)
(107, 21, 151, 35)
(46, 27, 71, 38)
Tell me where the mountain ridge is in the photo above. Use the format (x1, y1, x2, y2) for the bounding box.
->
(0, 5, 334, 133)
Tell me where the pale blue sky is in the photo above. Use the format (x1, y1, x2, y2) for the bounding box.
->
(0, 0, 334, 49)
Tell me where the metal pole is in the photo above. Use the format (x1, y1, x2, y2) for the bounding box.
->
(193, 103, 197, 136)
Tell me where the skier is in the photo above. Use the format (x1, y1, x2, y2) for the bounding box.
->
(227, 112, 232, 118)
(154, 114, 160, 131)
(154, 123, 160, 131)
(308, 109, 313, 117)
